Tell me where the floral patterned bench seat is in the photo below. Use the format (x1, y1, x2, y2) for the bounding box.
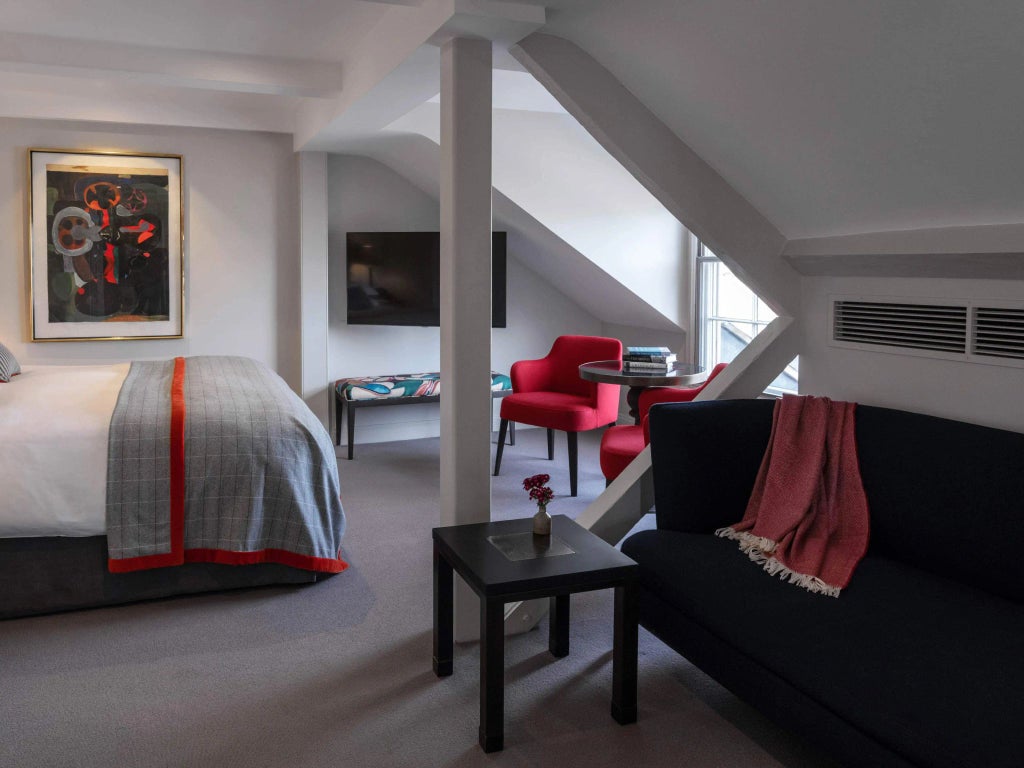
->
(334, 372, 512, 459)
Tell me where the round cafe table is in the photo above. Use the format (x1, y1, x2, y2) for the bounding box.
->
(579, 360, 706, 425)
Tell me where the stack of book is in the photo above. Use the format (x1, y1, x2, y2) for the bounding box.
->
(624, 346, 677, 372)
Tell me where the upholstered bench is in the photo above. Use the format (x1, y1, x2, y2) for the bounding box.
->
(334, 372, 513, 459)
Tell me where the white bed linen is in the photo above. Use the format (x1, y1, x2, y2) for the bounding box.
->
(0, 363, 129, 537)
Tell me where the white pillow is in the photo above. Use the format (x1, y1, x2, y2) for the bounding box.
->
(0, 341, 21, 382)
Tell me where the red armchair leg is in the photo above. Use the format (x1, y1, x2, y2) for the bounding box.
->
(494, 418, 509, 476)
(568, 432, 578, 497)
(547, 429, 555, 460)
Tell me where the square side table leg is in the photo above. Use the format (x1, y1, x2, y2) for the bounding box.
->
(479, 597, 505, 752)
(611, 581, 638, 724)
(549, 594, 570, 658)
(432, 544, 453, 677)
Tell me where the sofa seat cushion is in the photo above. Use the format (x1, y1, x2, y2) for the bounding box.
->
(499, 391, 604, 432)
(622, 529, 1024, 768)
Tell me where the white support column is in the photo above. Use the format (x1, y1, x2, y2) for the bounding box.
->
(298, 151, 330, 428)
(440, 37, 493, 641)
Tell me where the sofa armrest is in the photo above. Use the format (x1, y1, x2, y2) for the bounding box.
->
(648, 399, 776, 534)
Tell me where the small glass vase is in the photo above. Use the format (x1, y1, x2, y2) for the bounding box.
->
(532, 503, 551, 536)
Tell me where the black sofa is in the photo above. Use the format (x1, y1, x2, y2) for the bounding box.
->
(621, 399, 1024, 768)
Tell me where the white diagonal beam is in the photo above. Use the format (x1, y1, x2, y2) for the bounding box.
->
(696, 316, 802, 401)
(502, 35, 806, 635)
(511, 33, 798, 316)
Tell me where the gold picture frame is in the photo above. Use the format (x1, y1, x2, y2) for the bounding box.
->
(28, 148, 184, 341)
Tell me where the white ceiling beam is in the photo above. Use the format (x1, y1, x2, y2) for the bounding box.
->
(301, 46, 443, 151)
(294, 0, 544, 150)
(293, 0, 453, 149)
(784, 223, 1024, 279)
(0, 31, 342, 99)
(786, 252, 1024, 280)
(0, 71, 296, 132)
(430, 0, 545, 47)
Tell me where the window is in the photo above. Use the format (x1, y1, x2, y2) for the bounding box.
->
(695, 242, 798, 395)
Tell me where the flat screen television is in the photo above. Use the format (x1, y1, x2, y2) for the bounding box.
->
(346, 231, 507, 328)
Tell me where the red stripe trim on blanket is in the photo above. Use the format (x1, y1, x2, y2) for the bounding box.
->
(169, 356, 187, 561)
(109, 357, 187, 573)
(110, 548, 348, 574)
(184, 548, 348, 573)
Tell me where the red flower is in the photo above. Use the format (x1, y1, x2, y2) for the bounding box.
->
(522, 473, 551, 491)
(523, 474, 554, 507)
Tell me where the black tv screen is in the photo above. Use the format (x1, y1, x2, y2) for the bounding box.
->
(346, 231, 507, 328)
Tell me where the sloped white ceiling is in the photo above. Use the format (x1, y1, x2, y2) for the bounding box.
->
(0, 0, 384, 60)
(8, 0, 1023, 248)
(542, 0, 1024, 239)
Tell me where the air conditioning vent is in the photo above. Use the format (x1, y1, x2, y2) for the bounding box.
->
(833, 300, 968, 353)
(973, 307, 1024, 360)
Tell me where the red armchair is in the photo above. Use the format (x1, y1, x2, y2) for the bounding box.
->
(599, 363, 728, 484)
(494, 335, 623, 496)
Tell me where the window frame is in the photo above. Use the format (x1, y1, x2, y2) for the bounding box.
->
(693, 241, 798, 395)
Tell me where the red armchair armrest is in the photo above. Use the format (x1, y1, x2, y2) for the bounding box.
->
(509, 357, 554, 394)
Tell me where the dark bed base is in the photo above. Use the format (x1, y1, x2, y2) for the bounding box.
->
(0, 536, 324, 620)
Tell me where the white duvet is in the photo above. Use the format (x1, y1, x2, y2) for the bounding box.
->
(0, 363, 129, 537)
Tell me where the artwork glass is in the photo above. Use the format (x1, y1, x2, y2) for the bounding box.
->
(29, 149, 183, 341)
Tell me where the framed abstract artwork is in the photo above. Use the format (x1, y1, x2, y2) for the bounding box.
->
(28, 148, 184, 341)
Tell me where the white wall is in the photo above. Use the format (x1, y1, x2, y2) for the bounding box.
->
(800, 275, 1024, 433)
(327, 153, 603, 445)
(0, 117, 300, 388)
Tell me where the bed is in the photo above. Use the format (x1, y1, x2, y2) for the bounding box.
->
(0, 357, 347, 619)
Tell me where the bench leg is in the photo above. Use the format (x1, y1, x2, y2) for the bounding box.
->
(493, 418, 509, 476)
(347, 401, 356, 461)
(547, 429, 555, 460)
(335, 396, 343, 447)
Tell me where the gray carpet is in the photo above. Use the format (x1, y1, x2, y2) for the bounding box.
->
(0, 427, 837, 768)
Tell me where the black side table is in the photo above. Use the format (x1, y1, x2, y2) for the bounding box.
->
(432, 514, 639, 753)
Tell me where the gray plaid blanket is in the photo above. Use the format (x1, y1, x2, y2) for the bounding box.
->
(106, 356, 346, 572)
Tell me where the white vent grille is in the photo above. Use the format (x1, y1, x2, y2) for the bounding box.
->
(973, 307, 1024, 360)
(833, 300, 968, 353)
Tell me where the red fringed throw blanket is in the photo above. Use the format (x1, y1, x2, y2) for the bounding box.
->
(715, 395, 869, 597)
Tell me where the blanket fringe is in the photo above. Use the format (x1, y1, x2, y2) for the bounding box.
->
(714, 526, 842, 598)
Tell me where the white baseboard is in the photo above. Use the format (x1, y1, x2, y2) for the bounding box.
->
(333, 410, 538, 450)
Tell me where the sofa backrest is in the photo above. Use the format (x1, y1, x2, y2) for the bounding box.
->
(855, 404, 1024, 603)
(649, 399, 1024, 603)
(650, 398, 776, 537)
